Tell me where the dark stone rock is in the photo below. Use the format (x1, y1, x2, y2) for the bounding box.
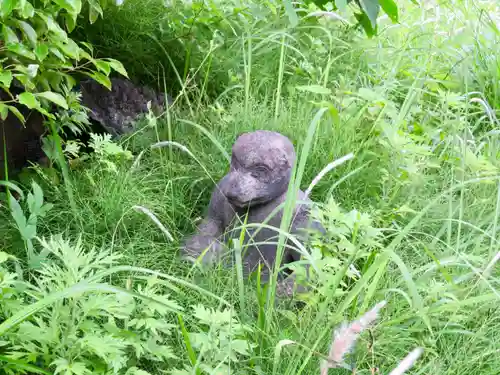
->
(79, 77, 172, 137)
(0, 89, 47, 181)
(0, 77, 172, 180)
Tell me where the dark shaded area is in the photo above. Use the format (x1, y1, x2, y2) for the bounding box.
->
(70, 1, 233, 102)
(0, 88, 47, 181)
(71, 3, 187, 96)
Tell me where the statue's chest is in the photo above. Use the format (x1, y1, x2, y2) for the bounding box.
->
(223, 203, 307, 265)
(223, 207, 300, 280)
(226, 203, 286, 239)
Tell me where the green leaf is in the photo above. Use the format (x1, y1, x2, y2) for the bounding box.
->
(93, 60, 111, 75)
(3, 25, 19, 44)
(23, 219, 37, 240)
(106, 58, 128, 78)
(335, 0, 348, 11)
(231, 339, 251, 355)
(27, 193, 36, 216)
(177, 314, 200, 374)
(52, 358, 89, 375)
(0, 252, 10, 263)
(56, 39, 80, 59)
(7, 105, 25, 123)
(80, 41, 94, 53)
(89, 5, 99, 23)
(357, 87, 380, 101)
(63, 13, 77, 33)
(0, 0, 15, 17)
(38, 13, 68, 42)
(64, 73, 76, 89)
(18, 92, 40, 109)
(8, 196, 27, 233)
(295, 85, 331, 95)
(7, 44, 36, 60)
(53, 0, 82, 14)
(35, 91, 68, 109)
(310, 100, 340, 124)
(17, 20, 37, 46)
(43, 70, 74, 90)
(15, 73, 36, 90)
(19, 0, 35, 18)
(0, 355, 50, 375)
(379, 0, 398, 22)
(125, 367, 152, 375)
(35, 44, 49, 61)
(26, 63, 39, 78)
(49, 47, 66, 62)
(355, 11, 377, 37)
(359, 0, 380, 28)
(85, 71, 111, 89)
(283, 0, 298, 28)
(0, 103, 8, 120)
(88, 0, 103, 23)
(0, 70, 13, 88)
(12, 63, 38, 80)
(0, 180, 24, 199)
(78, 49, 92, 61)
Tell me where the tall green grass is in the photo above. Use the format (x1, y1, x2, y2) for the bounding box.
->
(1, 0, 499, 374)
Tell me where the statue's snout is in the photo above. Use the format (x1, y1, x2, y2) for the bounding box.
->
(220, 172, 242, 201)
(220, 172, 254, 207)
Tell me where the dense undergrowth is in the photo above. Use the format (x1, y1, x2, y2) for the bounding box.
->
(1, 1, 500, 374)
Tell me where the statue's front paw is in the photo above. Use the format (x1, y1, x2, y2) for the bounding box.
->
(182, 235, 225, 265)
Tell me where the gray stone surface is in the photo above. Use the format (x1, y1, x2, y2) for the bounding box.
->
(79, 77, 172, 136)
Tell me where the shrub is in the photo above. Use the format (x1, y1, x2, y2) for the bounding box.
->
(304, 0, 403, 36)
(0, 235, 181, 374)
(0, 0, 128, 134)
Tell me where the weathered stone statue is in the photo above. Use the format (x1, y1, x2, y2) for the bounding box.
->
(182, 130, 323, 297)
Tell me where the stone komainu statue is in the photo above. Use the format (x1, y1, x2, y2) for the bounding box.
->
(182, 130, 324, 297)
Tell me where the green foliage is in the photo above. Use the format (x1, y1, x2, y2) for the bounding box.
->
(0, 235, 181, 374)
(305, 0, 406, 36)
(304, 196, 383, 290)
(39, 129, 134, 181)
(1, 1, 500, 375)
(75, 0, 404, 98)
(0, 0, 128, 129)
(0, 230, 266, 375)
(88, 133, 133, 160)
(174, 305, 256, 375)
(85, 132, 135, 173)
(6, 180, 53, 269)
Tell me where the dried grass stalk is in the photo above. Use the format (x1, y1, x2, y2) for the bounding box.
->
(320, 300, 424, 375)
(320, 300, 387, 374)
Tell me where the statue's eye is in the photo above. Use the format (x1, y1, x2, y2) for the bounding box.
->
(251, 164, 270, 178)
(231, 155, 241, 169)
(255, 164, 270, 172)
